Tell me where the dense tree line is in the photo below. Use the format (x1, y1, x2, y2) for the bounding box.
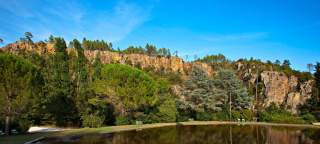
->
(121, 44, 171, 57)
(82, 38, 113, 51)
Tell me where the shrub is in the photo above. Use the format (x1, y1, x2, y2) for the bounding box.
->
(151, 99, 177, 123)
(210, 111, 229, 121)
(241, 109, 253, 121)
(301, 113, 317, 123)
(196, 112, 215, 121)
(18, 119, 32, 133)
(115, 116, 131, 125)
(260, 111, 305, 124)
(231, 111, 241, 120)
(81, 114, 105, 128)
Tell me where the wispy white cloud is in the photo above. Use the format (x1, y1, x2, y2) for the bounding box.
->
(85, 1, 152, 42)
(0, 0, 152, 43)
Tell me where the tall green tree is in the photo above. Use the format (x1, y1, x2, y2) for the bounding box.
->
(69, 39, 90, 116)
(0, 53, 42, 135)
(146, 44, 157, 56)
(178, 66, 225, 117)
(24, 32, 33, 43)
(213, 69, 252, 110)
(315, 63, 320, 96)
(92, 64, 160, 119)
(46, 37, 77, 126)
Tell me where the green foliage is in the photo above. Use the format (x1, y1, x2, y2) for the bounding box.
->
(24, 32, 33, 43)
(3, 37, 318, 132)
(93, 64, 159, 111)
(82, 38, 113, 51)
(150, 98, 177, 123)
(260, 103, 305, 124)
(0, 53, 42, 134)
(146, 44, 157, 56)
(81, 114, 105, 128)
(196, 54, 232, 69)
(301, 113, 317, 123)
(213, 69, 252, 110)
(115, 116, 131, 125)
(196, 112, 216, 121)
(121, 44, 171, 57)
(16, 118, 32, 133)
(46, 37, 78, 126)
(122, 46, 146, 54)
(177, 67, 252, 121)
(178, 66, 225, 114)
(315, 63, 320, 95)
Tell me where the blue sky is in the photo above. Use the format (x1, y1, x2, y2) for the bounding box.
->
(0, 0, 319, 71)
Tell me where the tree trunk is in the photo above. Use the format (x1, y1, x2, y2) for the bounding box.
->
(229, 91, 232, 121)
(5, 116, 10, 135)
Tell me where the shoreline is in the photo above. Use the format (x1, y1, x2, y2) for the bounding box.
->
(2, 121, 319, 144)
(50, 121, 320, 137)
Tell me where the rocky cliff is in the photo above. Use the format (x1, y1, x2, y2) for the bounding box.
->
(260, 71, 313, 113)
(84, 50, 213, 76)
(2, 42, 213, 76)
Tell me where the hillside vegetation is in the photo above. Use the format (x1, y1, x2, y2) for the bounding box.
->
(0, 34, 319, 135)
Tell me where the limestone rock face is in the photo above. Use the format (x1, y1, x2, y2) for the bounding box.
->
(4, 41, 55, 55)
(84, 50, 213, 75)
(260, 71, 313, 113)
(261, 71, 289, 106)
(3, 42, 213, 75)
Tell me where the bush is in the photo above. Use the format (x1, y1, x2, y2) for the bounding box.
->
(241, 109, 253, 121)
(214, 112, 229, 121)
(115, 116, 131, 125)
(196, 112, 215, 121)
(18, 119, 32, 133)
(302, 113, 317, 123)
(260, 111, 305, 124)
(81, 114, 105, 128)
(231, 111, 241, 120)
(151, 99, 177, 123)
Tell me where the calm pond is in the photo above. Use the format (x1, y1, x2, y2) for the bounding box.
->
(41, 124, 320, 144)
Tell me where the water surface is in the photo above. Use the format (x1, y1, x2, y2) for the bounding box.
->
(41, 124, 320, 144)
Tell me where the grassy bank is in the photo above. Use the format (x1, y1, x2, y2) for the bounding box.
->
(1, 121, 320, 144)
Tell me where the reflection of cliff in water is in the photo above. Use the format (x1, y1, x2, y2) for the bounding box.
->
(40, 125, 320, 144)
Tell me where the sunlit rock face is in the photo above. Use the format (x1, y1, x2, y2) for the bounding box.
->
(261, 71, 313, 113)
(3, 41, 55, 55)
(84, 50, 213, 76)
(261, 71, 290, 106)
(3, 42, 213, 76)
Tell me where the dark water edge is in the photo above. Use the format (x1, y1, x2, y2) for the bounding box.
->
(40, 124, 320, 144)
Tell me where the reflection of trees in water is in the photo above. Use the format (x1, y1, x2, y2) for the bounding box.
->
(109, 125, 319, 144)
(43, 125, 320, 144)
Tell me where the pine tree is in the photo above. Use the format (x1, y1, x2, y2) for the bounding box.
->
(71, 39, 90, 116)
(46, 37, 77, 126)
(315, 63, 320, 98)
(0, 53, 41, 135)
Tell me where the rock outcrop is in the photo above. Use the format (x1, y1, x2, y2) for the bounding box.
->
(84, 50, 213, 75)
(260, 71, 313, 113)
(2, 42, 213, 76)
